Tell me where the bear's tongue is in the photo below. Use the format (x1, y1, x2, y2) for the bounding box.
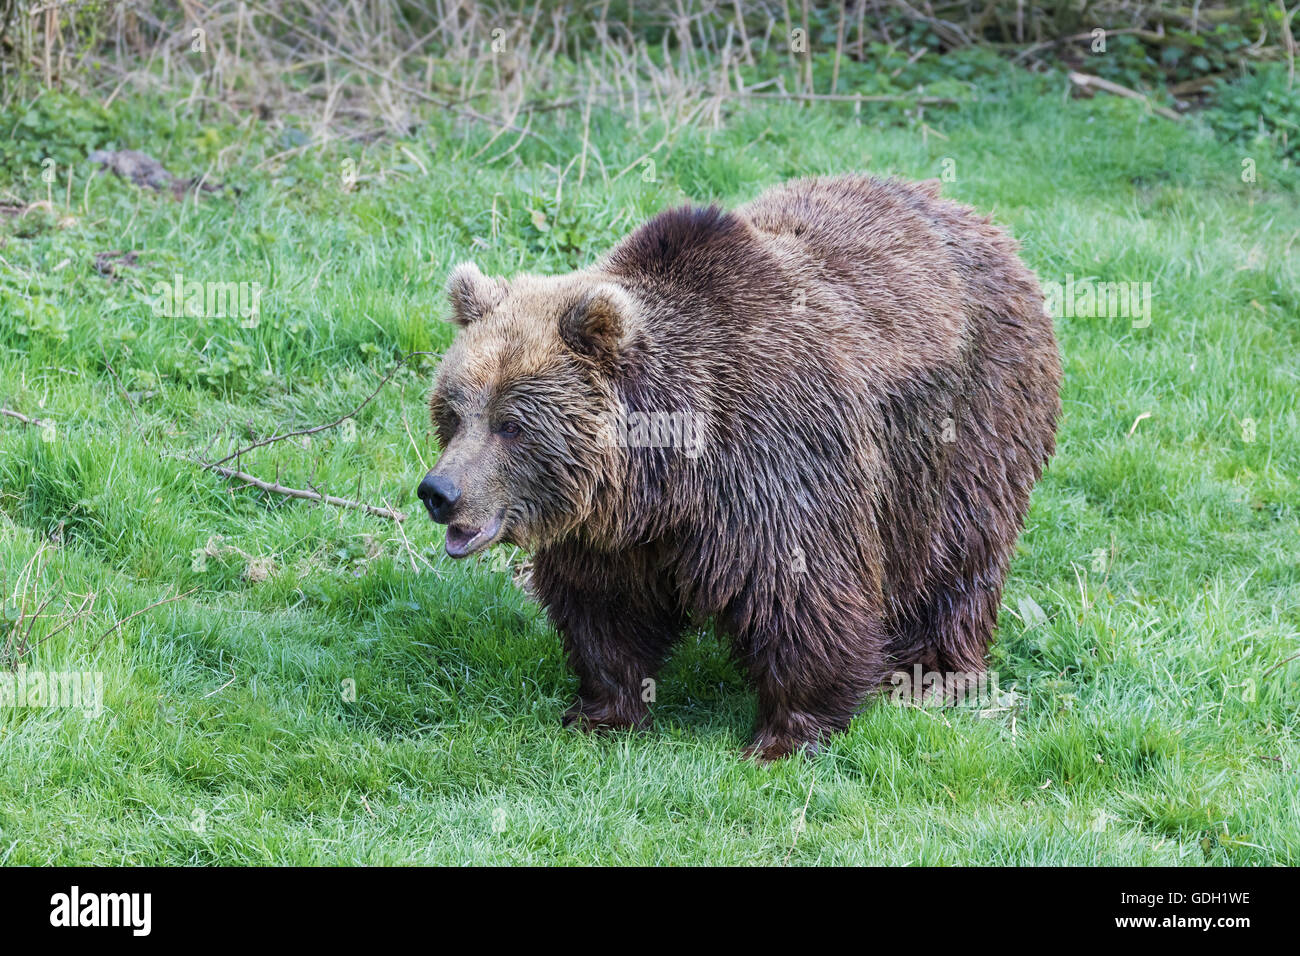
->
(445, 525, 477, 553)
(444, 513, 502, 558)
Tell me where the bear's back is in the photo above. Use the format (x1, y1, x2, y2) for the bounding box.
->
(601, 175, 999, 387)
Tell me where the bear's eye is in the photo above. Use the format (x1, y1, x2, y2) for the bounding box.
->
(497, 419, 522, 438)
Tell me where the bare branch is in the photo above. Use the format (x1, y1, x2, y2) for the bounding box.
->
(1, 407, 47, 427)
(1068, 72, 1183, 122)
(202, 463, 408, 522)
(93, 587, 200, 652)
(208, 352, 427, 469)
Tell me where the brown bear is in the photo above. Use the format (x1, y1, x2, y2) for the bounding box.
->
(418, 174, 1061, 760)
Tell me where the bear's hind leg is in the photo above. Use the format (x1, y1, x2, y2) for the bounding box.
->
(910, 517, 1018, 683)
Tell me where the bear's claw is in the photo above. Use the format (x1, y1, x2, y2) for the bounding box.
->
(561, 699, 648, 734)
(743, 730, 822, 763)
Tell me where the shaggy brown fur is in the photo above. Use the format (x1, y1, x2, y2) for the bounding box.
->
(421, 174, 1061, 760)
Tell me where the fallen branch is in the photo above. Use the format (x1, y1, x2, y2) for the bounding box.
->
(890, 0, 971, 49)
(208, 352, 424, 469)
(202, 463, 408, 522)
(92, 587, 199, 652)
(1168, 74, 1230, 96)
(1, 407, 47, 427)
(192, 352, 431, 524)
(1262, 651, 1300, 679)
(386, 496, 438, 574)
(1010, 28, 1163, 64)
(201, 665, 239, 699)
(1068, 72, 1183, 121)
(731, 91, 959, 105)
(28, 591, 97, 655)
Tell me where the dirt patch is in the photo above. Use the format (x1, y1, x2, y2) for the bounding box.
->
(93, 250, 141, 279)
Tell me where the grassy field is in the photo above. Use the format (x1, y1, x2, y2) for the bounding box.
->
(1, 70, 1298, 865)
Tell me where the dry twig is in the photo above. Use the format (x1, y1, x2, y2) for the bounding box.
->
(1068, 71, 1183, 122)
(1, 407, 47, 427)
(202, 464, 408, 522)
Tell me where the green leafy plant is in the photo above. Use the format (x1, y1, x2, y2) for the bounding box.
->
(0, 92, 117, 174)
(1206, 63, 1300, 161)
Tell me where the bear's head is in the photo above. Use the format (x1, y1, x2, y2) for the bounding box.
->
(418, 262, 638, 557)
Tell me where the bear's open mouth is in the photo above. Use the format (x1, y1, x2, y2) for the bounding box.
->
(444, 511, 504, 559)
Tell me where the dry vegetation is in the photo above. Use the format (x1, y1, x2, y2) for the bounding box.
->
(1, 2, 1295, 144)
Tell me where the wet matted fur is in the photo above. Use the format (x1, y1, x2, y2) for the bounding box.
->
(423, 174, 1062, 760)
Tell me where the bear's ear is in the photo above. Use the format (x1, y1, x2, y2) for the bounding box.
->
(445, 261, 504, 327)
(559, 284, 635, 368)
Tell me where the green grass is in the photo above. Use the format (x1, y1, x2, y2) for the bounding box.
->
(1, 74, 1298, 865)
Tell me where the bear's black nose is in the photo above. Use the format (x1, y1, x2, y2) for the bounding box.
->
(417, 473, 460, 523)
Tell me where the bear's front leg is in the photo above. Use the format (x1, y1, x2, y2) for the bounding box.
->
(737, 600, 890, 761)
(530, 546, 685, 733)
